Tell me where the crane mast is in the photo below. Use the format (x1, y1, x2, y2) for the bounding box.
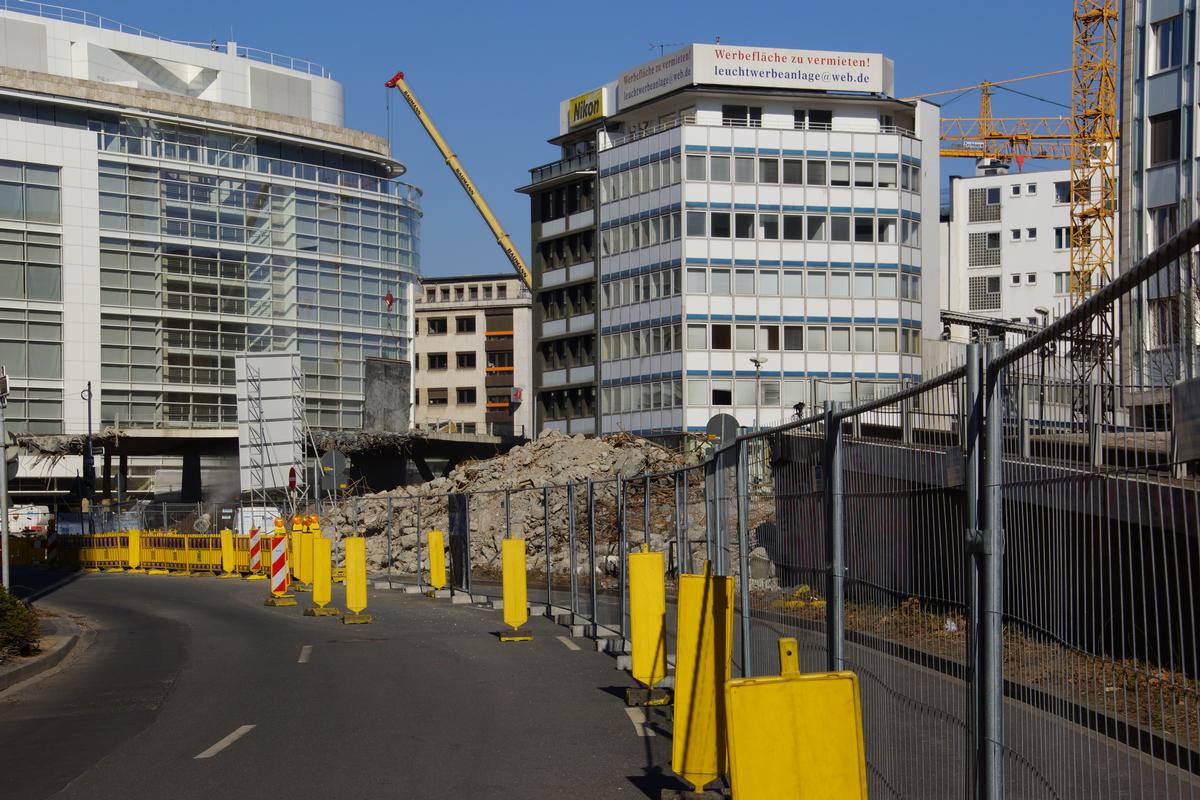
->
(385, 71, 533, 289)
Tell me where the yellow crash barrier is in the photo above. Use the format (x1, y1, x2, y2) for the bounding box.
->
(126, 530, 144, 572)
(627, 545, 669, 706)
(499, 538, 531, 641)
(725, 637, 868, 799)
(342, 536, 371, 624)
(304, 536, 340, 617)
(427, 530, 446, 591)
(671, 562, 734, 794)
(218, 529, 239, 578)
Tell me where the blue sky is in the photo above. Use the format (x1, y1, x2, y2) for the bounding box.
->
(66, 0, 1074, 277)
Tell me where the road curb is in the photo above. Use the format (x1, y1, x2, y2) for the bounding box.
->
(0, 614, 82, 694)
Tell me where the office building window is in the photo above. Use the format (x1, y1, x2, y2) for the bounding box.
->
(0, 228, 62, 301)
(734, 157, 755, 183)
(830, 161, 851, 187)
(1150, 109, 1181, 165)
(722, 105, 762, 127)
(1026, 183, 1037, 195)
(759, 158, 779, 183)
(759, 214, 779, 240)
(455, 316, 476, 333)
(711, 324, 732, 350)
(686, 155, 706, 180)
(710, 156, 730, 182)
(710, 212, 731, 238)
(1011, 184, 1021, 197)
(1026, 228, 1037, 241)
(456, 387, 476, 404)
(1154, 16, 1184, 71)
(686, 211, 707, 237)
(456, 351, 476, 368)
(427, 317, 447, 334)
(969, 275, 1002, 310)
(427, 353, 448, 370)
(1054, 272, 1070, 294)
(734, 213, 755, 239)
(0, 160, 61, 225)
(1054, 226, 1069, 249)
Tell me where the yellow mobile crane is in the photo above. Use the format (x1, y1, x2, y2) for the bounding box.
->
(385, 71, 533, 289)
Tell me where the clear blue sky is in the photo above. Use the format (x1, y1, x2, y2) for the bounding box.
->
(71, 0, 1074, 277)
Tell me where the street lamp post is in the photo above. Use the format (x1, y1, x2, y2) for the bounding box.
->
(749, 356, 767, 431)
(0, 366, 10, 590)
(81, 382, 95, 533)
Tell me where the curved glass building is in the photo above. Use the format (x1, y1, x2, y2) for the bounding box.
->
(0, 5, 420, 498)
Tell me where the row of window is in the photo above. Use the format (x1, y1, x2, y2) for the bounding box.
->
(599, 210, 682, 256)
(0, 161, 61, 225)
(5, 386, 63, 434)
(423, 316, 487, 335)
(683, 154, 921, 192)
(0, 228, 63, 301)
(422, 283, 509, 303)
(419, 388, 510, 407)
(600, 155, 682, 204)
(682, 266, 922, 301)
(681, 321, 921, 355)
(601, 321, 682, 363)
(0, 309, 63, 380)
(601, 266, 680, 309)
(601, 375, 903, 415)
(420, 350, 510, 370)
(680, 211, 922, 246)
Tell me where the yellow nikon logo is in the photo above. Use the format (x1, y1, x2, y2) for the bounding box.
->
(568, 89, 605, 128)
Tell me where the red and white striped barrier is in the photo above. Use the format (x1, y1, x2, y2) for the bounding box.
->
(46, 527, 59, 565)
(249, 527, 262, 572)
(270, 534, 290, 596)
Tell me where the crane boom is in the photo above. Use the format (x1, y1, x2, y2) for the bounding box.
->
(385, 71, 533, 289)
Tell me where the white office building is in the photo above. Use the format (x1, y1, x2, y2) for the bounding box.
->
(555, 45, 941, 435)
(0, 6, 420, 499)
(940, 167, 1077, 331)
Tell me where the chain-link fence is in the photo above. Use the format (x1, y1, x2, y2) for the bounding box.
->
(335, 220, 1200, 798)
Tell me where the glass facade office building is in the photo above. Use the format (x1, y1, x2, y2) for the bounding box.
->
(0, 6, 419, 495)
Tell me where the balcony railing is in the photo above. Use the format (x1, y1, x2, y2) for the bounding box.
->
(603, 115, 917, 150)
(527, 151, 597, 184)
(2, 1, 332, 77)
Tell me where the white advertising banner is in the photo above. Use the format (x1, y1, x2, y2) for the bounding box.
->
(614, 44, 893, 111)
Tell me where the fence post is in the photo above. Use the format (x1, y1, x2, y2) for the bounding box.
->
(415, 497, 424, 592)
(386, 495, 393, 588)
(704, 458, 716, 566)
(543, 486, 551, 613)
(980, 339, 1006, 800)
(901, 395, 914, 444)
(568, 482, 579, 618)
(504, 488, 512, 539)
(713, 450, 727, 576)
(823, 400, 844, 671)
(643, 474, 651, 547)
(675, 470, 690, 575)
(1089, 381, 1104, 469)
(735, 439, 752, 678)
(1018, 381, 1031, 459)
(618, 475, 628, 644)
(588, 479, 597, 623)
(965, 341, 983, 797)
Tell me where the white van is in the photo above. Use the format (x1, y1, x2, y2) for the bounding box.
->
(8, 505, 51, 534)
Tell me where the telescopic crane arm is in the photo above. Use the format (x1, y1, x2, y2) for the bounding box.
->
(385, 71, 533, 289)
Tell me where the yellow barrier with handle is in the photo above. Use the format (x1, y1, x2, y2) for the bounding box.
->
(629, 545, 668, 695)
(427, 530, 446, 591)
(304, 536, 340, 617)
(300, 531, 315, 586)
(218, 529, 239, 578)
(724, 637, 868, 799)
(671, 562, 734, 794)
(342, 536, 371, 624)
(126, 530, 144, 572)
(499, 538, 530, 641)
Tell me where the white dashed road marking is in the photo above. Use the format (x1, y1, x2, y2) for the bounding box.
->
(194, 725, 256, 759)
(556, 636, 581, 651)
(298, 645, 312, 663)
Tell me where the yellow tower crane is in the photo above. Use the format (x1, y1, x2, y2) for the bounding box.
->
(385, 70, 533, 289)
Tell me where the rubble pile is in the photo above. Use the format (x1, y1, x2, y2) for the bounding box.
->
(323, 430, 701, 574)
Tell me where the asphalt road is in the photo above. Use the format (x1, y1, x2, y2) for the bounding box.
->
(0, 572, 678, 800)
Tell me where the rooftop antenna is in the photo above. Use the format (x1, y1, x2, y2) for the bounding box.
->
(650, 42, 686, 56)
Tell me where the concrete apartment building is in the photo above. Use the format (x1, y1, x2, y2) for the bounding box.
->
(0, 5, 420, 499)
(413, 274, 532, 437)
(1121, 0, 1197, 393)
(523, 44, 940, 436)
(941, 167, 1077, 331)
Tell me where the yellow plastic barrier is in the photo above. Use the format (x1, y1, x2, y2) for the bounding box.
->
(300, 531, 315, 586)
(290, 516, 306, 582)
(342, 536, 371, 624)
(629, 545, 668, 689)
(725, 638, 868, 799)
(185, 535, 222, 575)
(499, 538, 530, 641)
(217, 529, 239, 578)
(427, 530, 446, 591)
(671, 562, 734, 794)
(304, 536, 339, 617)
(127, 530, 144, 572)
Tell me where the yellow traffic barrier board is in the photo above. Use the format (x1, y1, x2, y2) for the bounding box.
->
(629, 546, 667, 691)
(725, 657, 868, 798)
(299, 531, 315, 586)
(127, 529, 144, 572)
(671, 563, 733, 793)
(342, 536, 371, 624)
(305, 536, 340, 617)
(218, 529, 239, 577)
(499, 538, 530, 641)
(427, 530, 446, 590)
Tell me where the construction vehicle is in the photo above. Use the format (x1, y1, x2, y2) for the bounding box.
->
(385, 71, 533, 289)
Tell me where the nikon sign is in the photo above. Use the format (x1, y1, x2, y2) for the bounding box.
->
(558, 84, 613, 134)
(567, 88, 605, 128)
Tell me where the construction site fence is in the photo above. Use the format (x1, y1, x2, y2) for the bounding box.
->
(369, 218, 1200, 800)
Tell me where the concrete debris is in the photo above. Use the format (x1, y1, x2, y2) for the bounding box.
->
(323, 430, 707, 576)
